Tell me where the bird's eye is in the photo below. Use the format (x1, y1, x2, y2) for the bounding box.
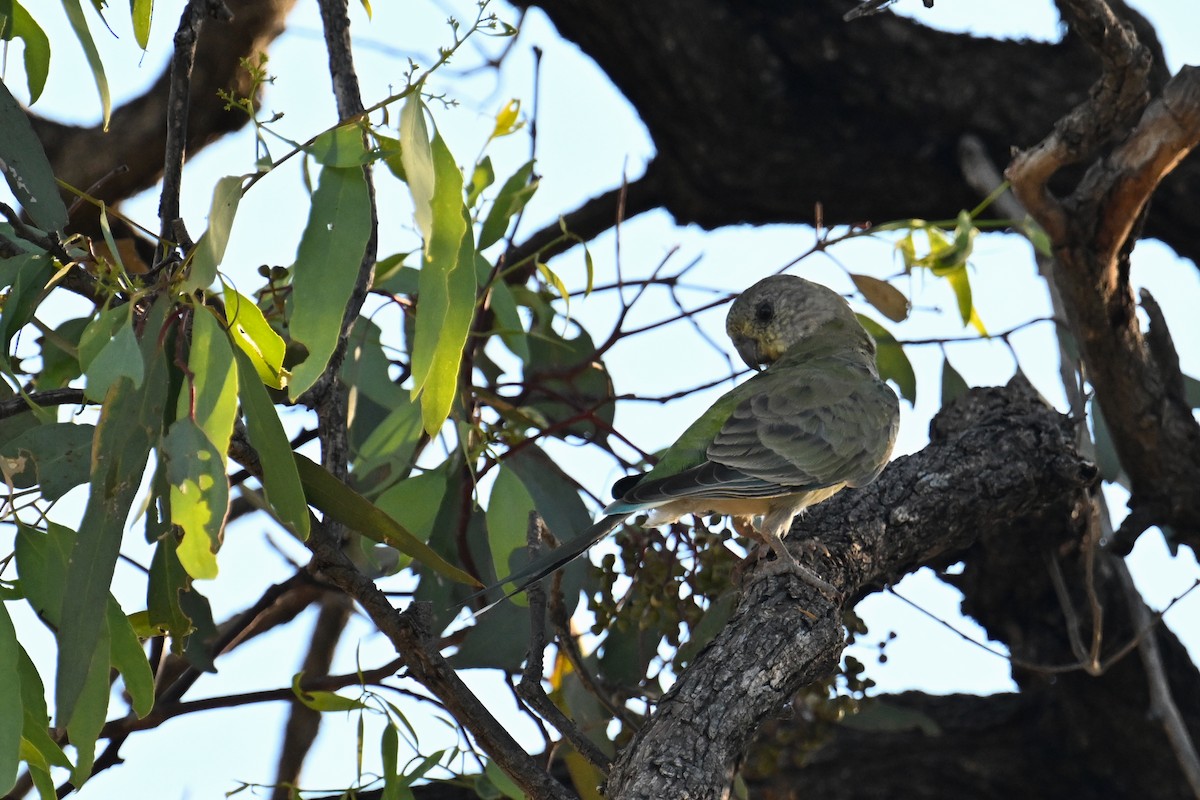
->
(755, 300, 774, 323)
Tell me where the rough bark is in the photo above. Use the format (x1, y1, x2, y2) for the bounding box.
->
(602, 380, 1098, 798)
(508, 0, 1200, 269)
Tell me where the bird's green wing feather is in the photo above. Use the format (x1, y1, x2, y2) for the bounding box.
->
(707, 355, 898, 488)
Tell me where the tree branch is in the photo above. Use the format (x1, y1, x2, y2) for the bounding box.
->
(604, 380, 1096, 797)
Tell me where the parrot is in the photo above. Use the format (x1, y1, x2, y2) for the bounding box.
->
(467, 274, 899, 611)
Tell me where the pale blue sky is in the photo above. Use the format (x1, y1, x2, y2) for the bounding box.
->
(4, 1, 1200, 796)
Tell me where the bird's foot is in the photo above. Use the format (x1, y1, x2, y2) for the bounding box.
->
(752, 539, 842, 602)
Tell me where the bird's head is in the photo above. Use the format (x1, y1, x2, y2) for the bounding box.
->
(725, 274, 865, 369)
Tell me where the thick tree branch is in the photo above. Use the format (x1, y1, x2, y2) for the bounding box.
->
(1005, 1, 1200, 554)
(604, 380, 1096, 798)
(513, 0, 1200, 264)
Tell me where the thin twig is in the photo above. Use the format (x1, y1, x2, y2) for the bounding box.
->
(1114, 561, 1200, 798)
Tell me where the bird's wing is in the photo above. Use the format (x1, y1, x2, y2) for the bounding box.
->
(707, 357, 898, 489)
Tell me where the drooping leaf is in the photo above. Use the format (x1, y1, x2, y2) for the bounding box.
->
(184, 308, 238, 460)
(147, 535, 193, 643)
(288, 165, 372, 399)
(353, 396, 424, 486)
(56, 299, 169, 726)
(17, 646, 69, 773)
(61, 0, 112, 130)
(466, 155, 495, 209)
(307, 122, 371, 167)
(0, 602, 22, 794)
(857, 314, 915, 404)
(0, 85, 64, 228)
(290, 672, 369, 713)
(488, 279, 529, 362)
(850, 273, 908, 322)
(66, 619, 109, 784)
(0, 422, 95, 500)
(185, 175, 244, 292)
(130, 0, 153, 49)
(34, 316, 88, 389)
(293, 453, 479, 586)
(522, 323, 614, 442)
(233, 349, 309, 539)
(0, 253, 54, 371)
(105, 599, 153, 717)
(485, 466, 536, 603)
(479, 160, 536, 250)
(13, 522, 72, 626)
(380, 724, 401, 800)
(0, 2, 51, 103)
(163, 418, 227, 580)
(82, 314, 143, 402)
(373, 467, 447, 549)
(409, 130, 475, 435)
(220, 286, 288, 389)
(940, 355, 969, 405)
(399, 93, 436, 245)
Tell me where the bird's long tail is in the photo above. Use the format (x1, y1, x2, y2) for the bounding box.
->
(462, 514, 626, 616)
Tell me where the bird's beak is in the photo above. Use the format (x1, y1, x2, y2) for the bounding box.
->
(734, 338, 765, 371)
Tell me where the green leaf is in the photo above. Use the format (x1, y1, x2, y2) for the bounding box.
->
(0, 85, 64, 229)
(290, 672, 369, 713)
(850, 273, 908, 322)
(1184, 373, 1200, 409)
(130, 0, 153, 49)
(399, 93, 435, 245)
(381, 723, 401, 800)
(307, 122, 371, 167)
(409, 131, 475, 436)
(17, 647, 69, 771)
(0, 422, 95, 501)
(220, 286, 288, 389)
(14, 522, 72, 627)
(288, 165, 372, 399)
(185, 175, 243, 292)
(0, 2, 51, 103)
(485, 466, 536, 603)
(77, 305, 126, 370)
(479, 160, 536, 250)
(466, 155, 495, 209)
(857, 314, 916, 404)
(1091, 399, 1128, 488)
(522, 323, 614, 442)
(0, 602, 22, 795)
(147, 536, 193, 642)
(488, 280, 529, 362)
(373, 468, 447, 552)
(184, 308, 238, 460)
(57, 298, 168, 726)
(163, 418, 227, 580)
(482, 759, 525, 800)
(940, 355, 969, 405)
(353, 396, 424, 482)
(66, 619, 109, 784)
(178, 585, 218, 672)
(61, 0, 112, 131)
(294, 453, 479, 586)
(0, 253, 54, 371)
(106, 599, 153, 718)
(34, 316, 88, 390)
(233, 348, 310, 539)
(942, 265, 987, 334)
(82, 314, 143, 402)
